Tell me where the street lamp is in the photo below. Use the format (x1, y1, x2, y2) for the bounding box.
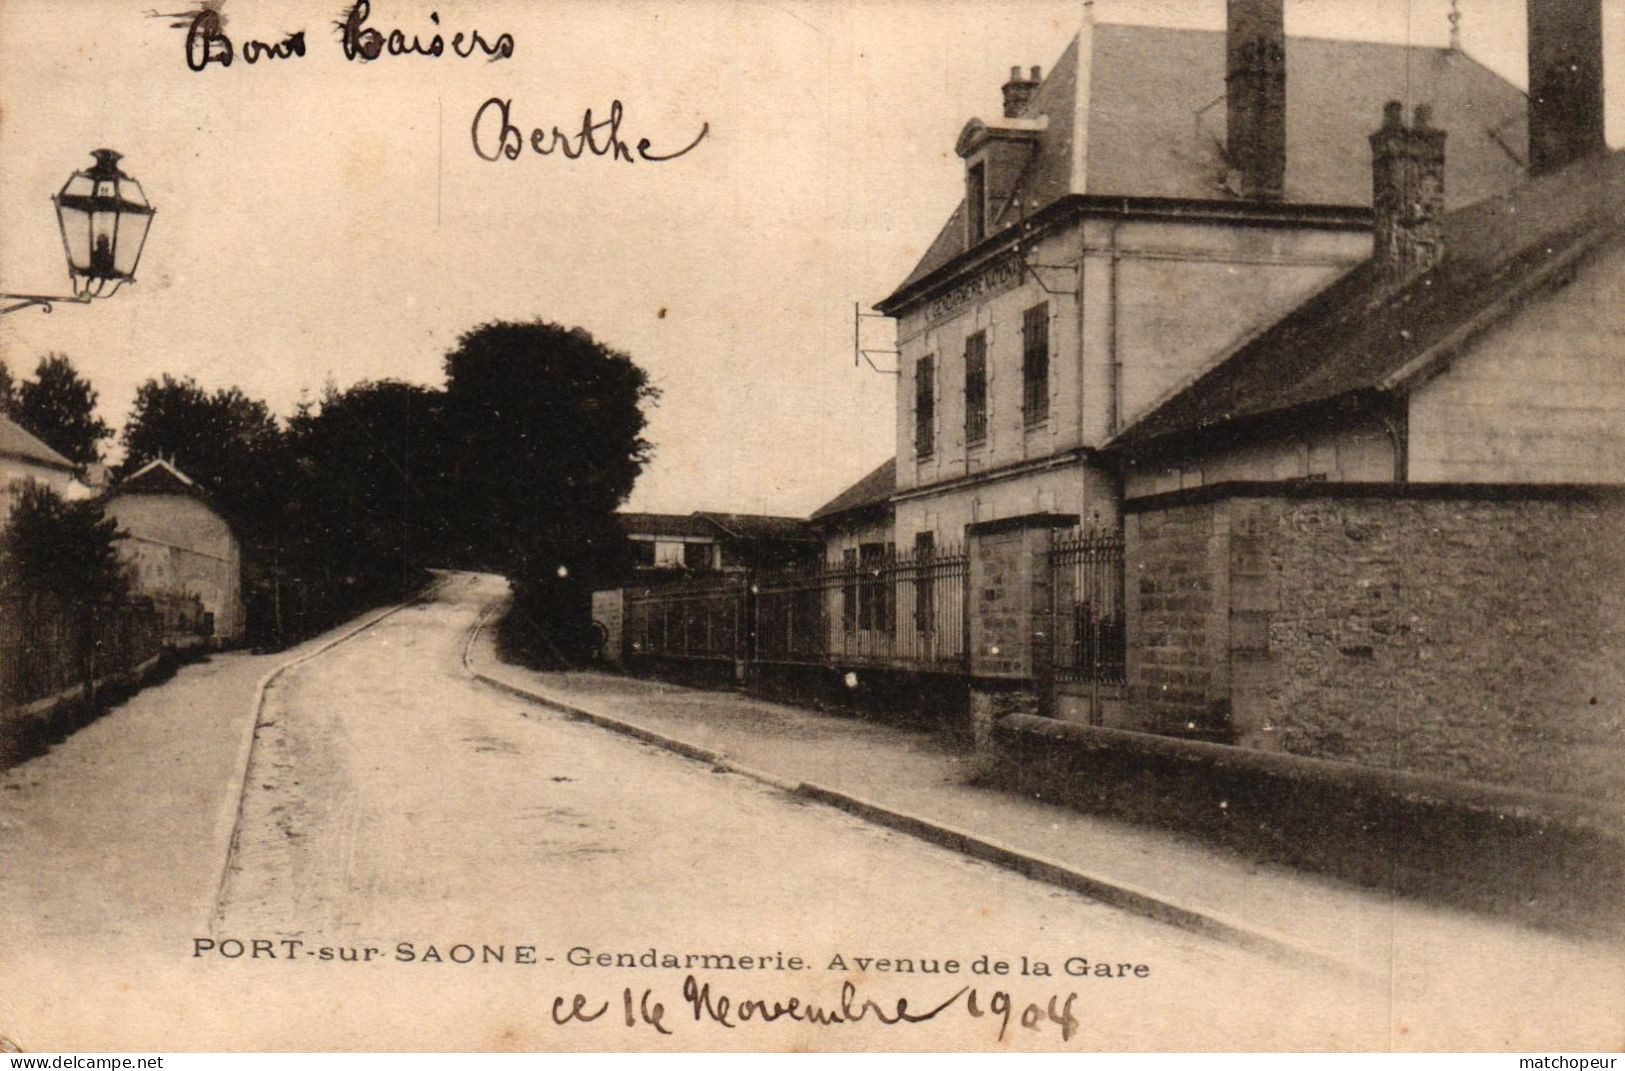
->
(1, 149, 156, 316)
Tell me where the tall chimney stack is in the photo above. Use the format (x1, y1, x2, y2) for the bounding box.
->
(1370, 102, 1447, 287)
(1226, 0, 1287, 200)
(1002, 65, 1041, 119)
(1527, 0, 1606, 176)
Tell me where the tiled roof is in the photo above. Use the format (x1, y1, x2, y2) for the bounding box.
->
(810, 457, 897, 522)
(692, 512, 817, 544)
(617, 512, 718, 539)
(109, 458, 243, 533)
(618, 511, 815, 543)
(1111, 148, 1625, 452)
(888, 24, 1527, 298)
(0, 414, 74, 472)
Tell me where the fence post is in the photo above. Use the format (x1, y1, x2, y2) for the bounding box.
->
(735, 576, 749, 683)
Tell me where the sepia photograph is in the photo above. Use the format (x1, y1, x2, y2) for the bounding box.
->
(1, 0, 1622, 1054)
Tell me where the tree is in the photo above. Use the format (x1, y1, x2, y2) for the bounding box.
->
(0, 483, 130, 690)
(441, 320, 656, 661)
(13, 354, 111, 467)
(0, 483, 127, 604)
(119, 374, 290, 540)
(0, 360, 16, 417)
(286, 379, 448, 602)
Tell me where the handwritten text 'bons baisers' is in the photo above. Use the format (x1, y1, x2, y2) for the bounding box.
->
(178, 2, 708, 166)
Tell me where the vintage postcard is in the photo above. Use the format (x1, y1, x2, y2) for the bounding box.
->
(1, 0, 1622, 1054)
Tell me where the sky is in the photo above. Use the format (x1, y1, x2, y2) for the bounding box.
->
(2, 0, 1623, 517)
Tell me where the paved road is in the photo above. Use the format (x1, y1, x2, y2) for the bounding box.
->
(0, 574, 1602, 1050)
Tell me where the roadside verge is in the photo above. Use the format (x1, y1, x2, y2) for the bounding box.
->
(204, 580, 444, 932)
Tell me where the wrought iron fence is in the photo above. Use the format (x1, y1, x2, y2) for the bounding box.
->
(1051, 529, 1126, 687)
(752, 547, 969, 670)
(625, 574, 747, 662)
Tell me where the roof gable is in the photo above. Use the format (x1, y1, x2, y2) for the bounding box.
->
(107, 457, 243, 534)
(0, 414, 74, 472)
(888, 24, 1526, 300)
(810, 457, 897, 522)
(114, 458, 201, 497)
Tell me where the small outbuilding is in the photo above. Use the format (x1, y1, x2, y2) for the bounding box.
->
(103, 459, 245, 645)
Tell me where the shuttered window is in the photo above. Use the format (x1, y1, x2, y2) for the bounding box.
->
(915, 354, 936, 460)
(964, 331, 987, 445)
(1022, 303, 1050, 425)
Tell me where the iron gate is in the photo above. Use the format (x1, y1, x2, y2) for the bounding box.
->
(1050, 529, 1125, 722)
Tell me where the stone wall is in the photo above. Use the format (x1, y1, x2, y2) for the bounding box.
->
(1123, 484, 1625, 801)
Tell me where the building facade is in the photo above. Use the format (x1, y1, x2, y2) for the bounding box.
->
(867, 6, 1528, 556)
(617, 511, 818, 578)
(1105, 111, 1625, 798)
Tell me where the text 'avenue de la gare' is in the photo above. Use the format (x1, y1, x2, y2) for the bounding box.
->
(178, 1, 709, 167)
(191, 939, 1152, 979)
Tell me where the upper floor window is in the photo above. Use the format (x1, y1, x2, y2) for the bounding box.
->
(1022, 303, 1050, 425)
(964, 331, 988, 446)
(915, 354, 936, 460)
(966, 163, 986, 245)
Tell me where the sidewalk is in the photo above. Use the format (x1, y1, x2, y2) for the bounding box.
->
(466, 610, 1624, 994)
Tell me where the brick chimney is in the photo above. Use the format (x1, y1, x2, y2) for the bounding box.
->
(1527, 0, 1606, 176)
(1226, 0, 1287, 200)
(1002, 65, 1041, 119)
(1369, 102, 1447, 286)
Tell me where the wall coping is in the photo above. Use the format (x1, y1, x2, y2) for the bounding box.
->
(1124, 479, 1625, 514)
(997, 713, 1625, 836)
(965, 511, 1081, 537)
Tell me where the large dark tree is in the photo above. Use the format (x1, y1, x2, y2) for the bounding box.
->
(13, 354, 111, 467)
(441, 320, 655, 662)
(286, 379, 447, 604)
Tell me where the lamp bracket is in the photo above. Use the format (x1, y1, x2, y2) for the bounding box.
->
(0, 292, 93, 316)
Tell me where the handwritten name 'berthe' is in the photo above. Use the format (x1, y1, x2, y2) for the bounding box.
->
(470, 97, 709, 165)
